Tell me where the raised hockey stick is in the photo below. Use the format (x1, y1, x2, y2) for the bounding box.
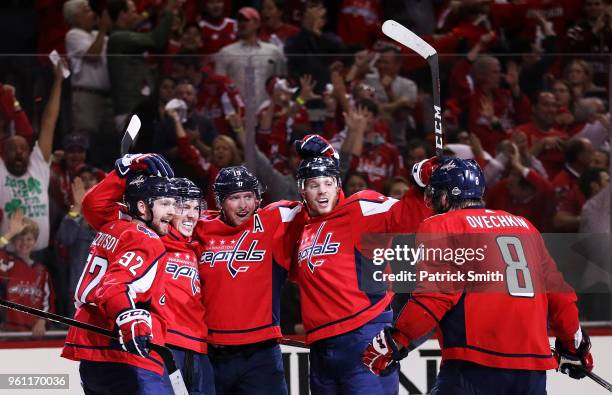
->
(120, 114, 142, 156)
(381, 20, 444, 157)
(0, 298, 189, 395)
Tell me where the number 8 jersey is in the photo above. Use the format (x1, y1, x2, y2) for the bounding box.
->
(394, 208, 580, 370)
(62, 218, 167, 375)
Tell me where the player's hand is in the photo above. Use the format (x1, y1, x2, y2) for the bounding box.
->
(116, 309, 153, 357)
(362, 327, 407, 376)
(555, 329, 593, 380)
(411, 156, 439, 188)
(114, 153, 174, 178)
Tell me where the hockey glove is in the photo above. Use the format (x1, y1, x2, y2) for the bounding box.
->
(411, 157, 439, 188)
(115, 153, 174, 178)
(555, 329, 593, 379)
(363, 327, 408, 376)
(116, 309, 153, 357)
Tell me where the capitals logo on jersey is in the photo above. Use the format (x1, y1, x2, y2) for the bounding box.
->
(165, 253, 201, 295)
(199, 230, 266, 278)
(297, 222, 340, 273)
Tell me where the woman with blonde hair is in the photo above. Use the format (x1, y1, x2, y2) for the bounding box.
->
(564, 60, 606, 100)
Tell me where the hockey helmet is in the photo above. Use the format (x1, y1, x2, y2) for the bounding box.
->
(124, 174, 178, 217)
(172, 177, 205, 214)
(426, 157, 485, 202)
(295, 134, 341, 188)
(213, 165, 264, 208)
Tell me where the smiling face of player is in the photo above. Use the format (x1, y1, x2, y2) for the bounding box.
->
(302, 176, 340, 217)
(172, 199, 200, 237)
(138, 197, 176, 236)
(222, 191, 258, 227)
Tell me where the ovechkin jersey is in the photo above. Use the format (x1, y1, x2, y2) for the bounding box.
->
(193, 201, 304, 345)
(61, 216, 167, 374)
(80, 171, 207, 353)
(294, 188, 432, 344)
(394, 208, 580, 370)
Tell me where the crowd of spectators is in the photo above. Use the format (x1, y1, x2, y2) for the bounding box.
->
(1, 0, 612, 334)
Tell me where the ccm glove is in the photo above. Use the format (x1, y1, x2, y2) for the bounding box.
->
(115, 153, 174, 178)
(555, 329, 593, 379)
(116, 309, 153, 357)
(362, 327, 408, 376)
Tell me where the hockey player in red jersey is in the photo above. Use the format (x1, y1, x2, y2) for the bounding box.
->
(61, 153, 178, 395)
(75, 158, 215, 395)
(362, 157, 594, 394)
(291, 135, 432, 394)
(193, 165, 304, 395)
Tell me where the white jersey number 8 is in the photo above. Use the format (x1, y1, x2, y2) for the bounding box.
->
(496, 236, 534, 298)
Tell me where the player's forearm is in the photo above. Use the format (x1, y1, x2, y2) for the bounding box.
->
(548, 292, 580, 342)
(98, 287, 138, 319)
(82, 170, 126, 230)
(394, 299, 439, 351)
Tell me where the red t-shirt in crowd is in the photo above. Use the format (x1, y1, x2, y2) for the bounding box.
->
(0, 251, 54, 331)
(199, 18, 237, 55)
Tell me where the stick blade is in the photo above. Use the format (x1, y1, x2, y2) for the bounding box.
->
(382, 20, 436, 60)
(120, 114, 141, 155)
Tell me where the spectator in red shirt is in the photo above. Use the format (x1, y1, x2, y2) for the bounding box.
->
(171, 54, 245, 137)
(0, 212, 54, 336)
(486, 144, 556, 232)
(198, 0, 237, 55)
(259, 0, 300, 48)
(552, 79, 579, 132)
(552, 137, 595, 231)
(467, 56, 531, 154)
(337, 0, 382, 48)
(256, 75, 312, 175)
(339, 98, 408, 192)
(518, 91, 569, 178)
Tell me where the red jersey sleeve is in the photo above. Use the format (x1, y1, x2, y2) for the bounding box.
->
(352, 189, 431, 235)
(263, 200, 306, 271)
(82, 170, 126, 230)
(537, 233, 580, 342)
(393, 219, 463, 348)
(95, 230, 166, 320)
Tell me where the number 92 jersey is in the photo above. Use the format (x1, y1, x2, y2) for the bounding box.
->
(61, 219, 167, 375)
(397, 208, 580, 371)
